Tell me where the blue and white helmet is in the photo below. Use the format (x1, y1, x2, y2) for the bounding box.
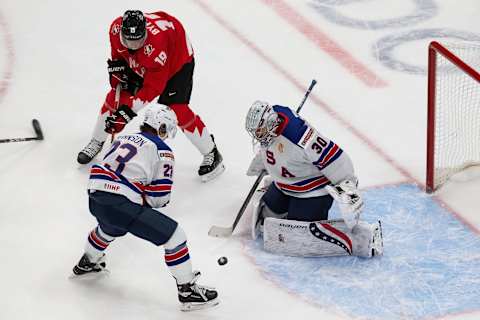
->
(245, 100, 280, 147)
(143, 104, 178, 139)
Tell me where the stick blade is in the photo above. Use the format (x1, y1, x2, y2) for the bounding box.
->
(208, 225, 233, 238)
(32, 119, 44, 140)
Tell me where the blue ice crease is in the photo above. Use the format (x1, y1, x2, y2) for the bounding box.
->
(243, 184, 480, 320)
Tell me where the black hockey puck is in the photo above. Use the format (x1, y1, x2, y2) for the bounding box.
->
(217, 256, 228, 266)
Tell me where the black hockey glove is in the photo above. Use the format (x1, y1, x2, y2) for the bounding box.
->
(105, 104, 137, 134)
(107, 59, 144, 95)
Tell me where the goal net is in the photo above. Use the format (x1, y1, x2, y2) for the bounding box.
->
(426, 41, 480, 193)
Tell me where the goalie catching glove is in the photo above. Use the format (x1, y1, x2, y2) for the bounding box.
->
(325, 179, 363, 230)
(107, 59, 144, 95)
(105, 105, 137, 134)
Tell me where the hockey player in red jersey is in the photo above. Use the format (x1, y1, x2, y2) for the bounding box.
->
(77, 10, 224, 182)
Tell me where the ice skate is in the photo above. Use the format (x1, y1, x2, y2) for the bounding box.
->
(369, 220, 384, 257)
(72, 253, 108, 277)
(77, 138, 104, 164)
(177, 271, 219, 311)
(198, 135, 225, 182)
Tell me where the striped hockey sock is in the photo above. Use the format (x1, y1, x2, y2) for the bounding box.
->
(165, 241, 193, 284)
(164, 226, 194, 284)
(85, 226, 115, 261)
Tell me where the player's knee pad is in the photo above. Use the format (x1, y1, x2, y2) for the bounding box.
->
(164, 225, 188, 250)
(170, 103, 207, 134)
(169, 104, 196, 129)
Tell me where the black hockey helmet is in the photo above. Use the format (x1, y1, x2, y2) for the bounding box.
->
(120, 10, 147, 50)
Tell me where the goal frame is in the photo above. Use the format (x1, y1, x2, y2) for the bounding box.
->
(426, 41, 480, 193)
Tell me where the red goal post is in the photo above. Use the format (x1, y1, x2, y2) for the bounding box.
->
(426, 41, 480, 193)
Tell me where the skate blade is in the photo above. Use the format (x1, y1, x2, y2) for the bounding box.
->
(69, 269, 110, 280)
(200, 163, 225, 183)
(180, 298, 220, 312)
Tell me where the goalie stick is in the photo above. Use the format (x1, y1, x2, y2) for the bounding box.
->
(0, 119, 44, 143)
(208, 79, 317, 238)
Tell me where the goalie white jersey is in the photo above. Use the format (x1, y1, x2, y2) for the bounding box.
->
(88, 132, 174, 208)
(259, 105, 355, 198)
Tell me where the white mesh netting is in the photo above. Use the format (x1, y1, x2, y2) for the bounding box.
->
(430, 41, 480, 191)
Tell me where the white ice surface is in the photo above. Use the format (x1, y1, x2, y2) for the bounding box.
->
(0, 1, 479, 319)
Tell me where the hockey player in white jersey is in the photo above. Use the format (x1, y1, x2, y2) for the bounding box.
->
(72, 104, 218, 311)
(245, 101, 383, 258)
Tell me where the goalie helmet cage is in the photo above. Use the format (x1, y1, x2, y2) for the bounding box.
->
(426, 41, 480, 193)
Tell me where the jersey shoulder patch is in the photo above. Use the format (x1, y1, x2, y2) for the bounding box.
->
(297, 126, 315, 149)
(110, 17, 122, 36)
(273, 105, 308, 145)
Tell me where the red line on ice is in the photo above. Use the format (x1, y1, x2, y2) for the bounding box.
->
(260, 0, 387, 88)
(192, 0, 415, 183)
(192, 0, 480, 235)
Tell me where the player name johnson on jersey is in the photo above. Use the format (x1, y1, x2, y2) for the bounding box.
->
(88, 132, 174, 208)
(261, 105, 354, 198)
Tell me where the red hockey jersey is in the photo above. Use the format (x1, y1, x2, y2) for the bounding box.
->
(108, 11, 194, 111)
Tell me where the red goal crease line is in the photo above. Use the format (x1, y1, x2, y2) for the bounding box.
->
(260, 0, 388, 88)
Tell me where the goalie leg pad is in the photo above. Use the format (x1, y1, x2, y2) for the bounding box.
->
(263, 218, 352, 257)
(263, 218, 383, 258)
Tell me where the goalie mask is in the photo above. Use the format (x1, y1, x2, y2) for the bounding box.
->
(120, 10, 147, 50)
(245, 101, 280, 147)
(143, 104, 178, 139)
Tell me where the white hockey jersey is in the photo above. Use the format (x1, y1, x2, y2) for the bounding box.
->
(88, 132, 174, 208)
(260, 105, 356, 198)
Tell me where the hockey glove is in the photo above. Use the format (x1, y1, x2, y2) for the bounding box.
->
(246, 152, 265, 176)
(105, 104, 137, 134)
(107, 59, 144, 95)
(325, 179, 363, 230)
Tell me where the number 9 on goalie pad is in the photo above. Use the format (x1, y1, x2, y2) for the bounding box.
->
(263, 217, 383, 258)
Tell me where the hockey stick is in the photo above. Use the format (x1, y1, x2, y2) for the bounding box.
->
(110, 83, 122, 143)
(0, 119, 44, 143)
(208, 79, 318, 238)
